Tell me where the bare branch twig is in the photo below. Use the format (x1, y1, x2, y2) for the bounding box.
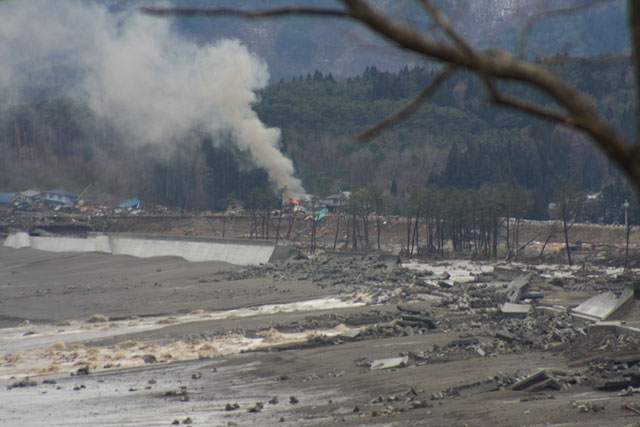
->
(416, 0, 475, 58)
(140, 7, 348, 19)
(483, 77, 574, 126)
(356, 65, 456, 142)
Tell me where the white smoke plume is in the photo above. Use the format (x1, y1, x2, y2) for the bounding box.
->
(0, 0, 306, 198)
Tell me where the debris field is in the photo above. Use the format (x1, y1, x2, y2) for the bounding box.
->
(2, 248, 640, 426)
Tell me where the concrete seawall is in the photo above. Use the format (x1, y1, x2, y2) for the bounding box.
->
(2, 231, 294, 265)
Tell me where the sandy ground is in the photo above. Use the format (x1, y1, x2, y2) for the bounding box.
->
(0, 248, 332, 326)
(2, 247, 640, 426)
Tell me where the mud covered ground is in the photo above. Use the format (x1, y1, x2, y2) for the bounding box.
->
(3, 247, 640, 426)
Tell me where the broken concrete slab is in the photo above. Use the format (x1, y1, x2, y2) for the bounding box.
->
(501, 302, 532, 317)
(434, 271, 450, 281)
(338, 329, 361, 341)
(616, 325, 640, 338)
(587, 321, 622, 335)
(492, 266, 523, 281)
(588, 321, 640, 339)
(593, 377, 638, 390)
(397, 303, 429, 314)
(504, 274, 532, 303)
(512, 369, 555, 391)
(522, 291, 544, 300)
(537, 305, 567, 315)
(528, 378, 561, 392)
(571, 288, 634, 322)
(370, 356, 409, 371)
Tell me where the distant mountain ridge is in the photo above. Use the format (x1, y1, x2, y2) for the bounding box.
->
(95, 0, 628, 79)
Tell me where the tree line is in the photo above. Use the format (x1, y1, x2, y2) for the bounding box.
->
(243, 179, 639, 263)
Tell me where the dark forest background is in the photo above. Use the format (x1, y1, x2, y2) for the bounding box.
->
(0, 55, 635, 221)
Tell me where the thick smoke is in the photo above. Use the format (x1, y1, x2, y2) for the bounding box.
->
(0, 0, 306, 198)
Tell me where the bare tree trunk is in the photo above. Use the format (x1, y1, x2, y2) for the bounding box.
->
(563, 217, 573, 266)
(493, 215, 498, 261)
(506, 217, 511, 262)
(539, 234, 554, 259)
(345, 214, 351, 249)
(436, 218, 442, 255)
(376, 211, 381, 250)
(362, 215, 369, 248)
(414, 212, 420, 256)
(276, 210, 282, 244)
(286, 211, 298, 240)
(440, 219, 445, 256)
(352, 214, 358, 250)
(426, 219, 431, 252)
(514, 218, 520, 260)
(406, 214, 412, 257)
(266, 209, 270, 240)
(334, 211, 341, 250)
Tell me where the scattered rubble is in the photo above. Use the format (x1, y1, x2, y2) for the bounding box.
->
(7, 378, 37, 390)
(5, 246, 640, 425)
(512, 369, 561, 392)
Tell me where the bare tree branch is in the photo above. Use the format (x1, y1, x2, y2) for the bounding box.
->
(415, 0, 475, 58)
(140, 7, 348, 19)
(356, 65, 456, 142)
(518, 0, 613, 59)
(483, 78, 574, 126)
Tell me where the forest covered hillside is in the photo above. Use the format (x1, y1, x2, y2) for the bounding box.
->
(0, 56, 634, 218)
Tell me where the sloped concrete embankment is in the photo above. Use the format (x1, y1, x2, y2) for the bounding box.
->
(2, 231, 292, 265)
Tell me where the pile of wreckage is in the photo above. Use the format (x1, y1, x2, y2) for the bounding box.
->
(218, 254, 640, 402)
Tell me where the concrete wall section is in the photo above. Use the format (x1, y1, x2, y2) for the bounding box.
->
(2, 232, 289, 265)
(31, 236, 96, 253)
(3, 231, 31, 248)
(107, 234, 276, 265)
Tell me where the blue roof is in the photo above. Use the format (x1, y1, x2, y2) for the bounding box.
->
(118, 197, 142, 208)
(0, 192, 15, 204)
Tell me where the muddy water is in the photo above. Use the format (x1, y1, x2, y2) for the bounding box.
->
(0, 297, 365, 380)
